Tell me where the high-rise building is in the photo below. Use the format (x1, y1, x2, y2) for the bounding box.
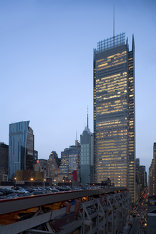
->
(80, 114, 94, 187)
(9, 121, 34, 179)
(49, 151, 61, 168)
(149, 143, 156, 197)
(47, 151, 59, 181)
(38, 159, 48, 179)
(60, 141, 81, 182)
(93, 33, 135, 201)
(26, 126, 34, 171)
(135, 158, 147, 200)
(0, 142, 9, 181)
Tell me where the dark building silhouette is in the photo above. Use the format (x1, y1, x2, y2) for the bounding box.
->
(49, 151, 61, 168)
(0, 143, 9, 181)
(149, 143, 156, 196)
(47, 151, 59, 181)
(26, 126, 34, 171)
(135, 158, 147, 200)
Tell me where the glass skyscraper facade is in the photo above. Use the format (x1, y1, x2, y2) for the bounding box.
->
(9, 121, 34, 179)
(93, 33, 135, 201)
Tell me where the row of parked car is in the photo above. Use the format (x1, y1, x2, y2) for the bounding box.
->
(0, 185, 77, 200)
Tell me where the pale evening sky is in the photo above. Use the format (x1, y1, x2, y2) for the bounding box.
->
(0, 0, 156, 172)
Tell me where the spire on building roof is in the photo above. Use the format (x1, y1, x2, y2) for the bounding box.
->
(132, 34, 135, 51)
(83, 106, 91, 134)
(113, 4, 115, 39)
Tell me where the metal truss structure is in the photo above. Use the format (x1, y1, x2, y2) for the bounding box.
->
(0, 187, 130, 234)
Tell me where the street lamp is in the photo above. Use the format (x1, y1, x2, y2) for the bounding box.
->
(53, 179, 56, 185)
(14, 177, 17, 187)
(30, 177, 34, 186)
(43, 178, 46, 188)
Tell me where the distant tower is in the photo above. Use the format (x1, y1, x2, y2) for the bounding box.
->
(80, 111, 94, 187)
(93, 33, 135, 201)
(60, 141, 81, 182)
(47, 151, 59, 181)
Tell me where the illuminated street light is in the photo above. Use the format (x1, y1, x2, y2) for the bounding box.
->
(43, 178, 46, 188)
(30, 178, 34, 181)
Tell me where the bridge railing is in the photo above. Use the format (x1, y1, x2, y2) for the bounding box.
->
(0, 187, 130, 234)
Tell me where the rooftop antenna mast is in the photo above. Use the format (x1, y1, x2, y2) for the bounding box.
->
(113, 4, 115, 46)
(87, 106, 89, 129)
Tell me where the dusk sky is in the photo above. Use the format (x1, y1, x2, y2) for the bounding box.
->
(0, 0, 156, 171)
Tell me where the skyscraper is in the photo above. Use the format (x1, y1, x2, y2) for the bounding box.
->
(135, 158, 147, 200)
(47, 151, 59, 181)
(59, 141, 81, 182)
(93, 33, 135, 201)
(149, 143, 156, 197)
(26, 126, 34, 171)
(9, 121, 34, 179)
(80, 114, 94, 187)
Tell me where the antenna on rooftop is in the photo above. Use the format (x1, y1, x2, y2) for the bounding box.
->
(87, 106, 89, 129)
(113, 4, 115, 45)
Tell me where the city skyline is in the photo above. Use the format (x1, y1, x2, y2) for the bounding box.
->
(1, 0, 156, 172)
